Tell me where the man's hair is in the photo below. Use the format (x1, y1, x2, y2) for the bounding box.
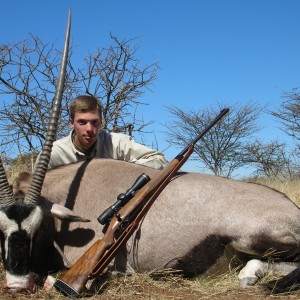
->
(69, 95, 102, 120)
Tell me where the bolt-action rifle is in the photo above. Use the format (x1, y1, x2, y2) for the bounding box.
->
(54, 108, 229, 297)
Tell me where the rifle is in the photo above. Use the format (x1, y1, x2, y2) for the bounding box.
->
(54, 108, 229, 297)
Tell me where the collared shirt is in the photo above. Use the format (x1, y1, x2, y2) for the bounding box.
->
(37, 130, 168, 170)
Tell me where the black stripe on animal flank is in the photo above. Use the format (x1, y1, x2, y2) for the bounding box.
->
(174, 234, 233, 277)
(7, 230, 30, 275)
(65, 158, 92, 210)
(59, 159, 92, 253)
(2, 201, 35, 224)
(250, 233, 300, 262)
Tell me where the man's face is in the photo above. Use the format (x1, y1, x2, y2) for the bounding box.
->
(70, 109, 101, 149)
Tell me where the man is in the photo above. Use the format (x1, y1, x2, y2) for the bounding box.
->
(38, 95, 167, 170)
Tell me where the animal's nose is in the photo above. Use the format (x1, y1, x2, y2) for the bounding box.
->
(3, 273, 38, 294)
(3, 283, 38, 294)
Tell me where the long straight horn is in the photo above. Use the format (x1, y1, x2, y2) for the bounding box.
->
(0, 156, 14, 208)
(25, 10, 71, 205)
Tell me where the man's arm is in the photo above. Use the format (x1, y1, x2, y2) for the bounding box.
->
(79, 131, 168, 169)
(109, 132, 168, 170)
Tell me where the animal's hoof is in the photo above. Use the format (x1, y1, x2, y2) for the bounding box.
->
(238, 259, 264, 287)
(239, 277, 259, 287)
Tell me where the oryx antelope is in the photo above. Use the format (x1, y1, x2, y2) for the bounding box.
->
(1, 12, 300, 295)
(4, 157, 300, 294)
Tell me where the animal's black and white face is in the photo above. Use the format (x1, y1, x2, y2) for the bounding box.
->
(0, 201, 43, 293)
(0, 171, 90, 294)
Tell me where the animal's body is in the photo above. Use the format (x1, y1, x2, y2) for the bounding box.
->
(25, 158, 300, 290)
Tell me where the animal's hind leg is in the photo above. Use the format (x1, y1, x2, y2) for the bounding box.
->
(173, 235, 233, 277)
(238, 259, 299, 287)
(267, 267, 300, 292)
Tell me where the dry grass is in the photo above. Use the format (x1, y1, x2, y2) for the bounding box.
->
(6, 155, 34, 184)
(247, 177, 300, 207)
(0, 262, 299, 300)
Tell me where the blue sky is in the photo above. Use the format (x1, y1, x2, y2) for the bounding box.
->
(1, 0, 300, 175)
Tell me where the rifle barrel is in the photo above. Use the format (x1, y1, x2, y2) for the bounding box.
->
(176, 108, 229, 159)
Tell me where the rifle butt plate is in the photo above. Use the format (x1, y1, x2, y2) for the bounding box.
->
(54, 279, 81, 298)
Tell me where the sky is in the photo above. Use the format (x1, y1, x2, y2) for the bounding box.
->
(1, 0, 300, 176)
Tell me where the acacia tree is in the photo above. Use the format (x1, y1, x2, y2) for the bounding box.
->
(165, 102, 264, 177)
(271, 88, 300, 152)
(0, 34, 157, 155)
(243, 139, 294, 179)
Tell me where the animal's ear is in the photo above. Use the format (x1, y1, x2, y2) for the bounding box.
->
(39, 197, 90, 222)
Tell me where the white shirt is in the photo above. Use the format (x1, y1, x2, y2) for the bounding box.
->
(37, 130, 168, 170)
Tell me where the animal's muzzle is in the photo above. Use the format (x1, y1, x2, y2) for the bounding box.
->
(3, 272, 38, 294)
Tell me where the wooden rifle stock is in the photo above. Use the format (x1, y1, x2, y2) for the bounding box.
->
(54, 108, 229, 297)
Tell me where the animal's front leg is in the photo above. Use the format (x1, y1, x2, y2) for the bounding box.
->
(43, 275, 56, 290)
(238, 259, 299, 287)
(238, 259, 268, 286)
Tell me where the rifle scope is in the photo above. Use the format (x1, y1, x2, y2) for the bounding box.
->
(97, 173, 150, 225)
